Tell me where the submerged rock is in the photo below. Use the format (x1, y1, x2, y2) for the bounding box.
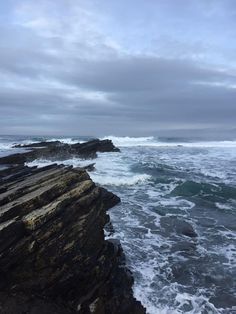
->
(0, 164, 145, 314)
(160, 216, 197, 238)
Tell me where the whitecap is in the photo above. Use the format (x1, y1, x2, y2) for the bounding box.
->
(46, 138, 85, 144)
(0, 142, 15, 150)
(215, 202, 233, 210)
(100, 135, 156, 147)
(101, 136, 236, 148)
(26, 157, 92, 169)
(90, 173, 151, 186)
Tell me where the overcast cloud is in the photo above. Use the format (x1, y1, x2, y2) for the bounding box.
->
(0, 0, 236, 137)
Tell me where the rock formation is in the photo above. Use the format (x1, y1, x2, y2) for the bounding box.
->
(0, 163, 145, 313)
(0, 139, 120, 166)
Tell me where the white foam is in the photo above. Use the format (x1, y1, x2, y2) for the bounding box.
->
(215, 202, 233, 210)
(46, 138, 85, 144)
(27, 155, 151, 187)
(91, 173, 151, 186)
(174, 140, 236, 148)
(159, 198, 195, 210)
(134, 286, 221, 314)
(216, 244, 236, 266)
(26, 158, 91, 169)
(0, 138, 83, 149)
(101, 136, 236, 148)
(22, 139, 41, 145)
(174, 291, 220, 314)
(101, 136, 156, 147)
(26, 159, 55, 168)
(0, 139, 41, 151)
(0, 142, 15, 150)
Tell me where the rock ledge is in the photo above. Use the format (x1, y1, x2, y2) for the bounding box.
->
(0, 164, 145, 314)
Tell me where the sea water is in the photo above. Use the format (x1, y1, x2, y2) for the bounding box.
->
(0, 135, 236, 313)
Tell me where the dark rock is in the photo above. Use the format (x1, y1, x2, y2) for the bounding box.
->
(171, 241, 197, 257)
(171, 263, 193, 285)
(0, 164, 145, 314)
(0, 153, 28, 165)
(71, 139, 120, 154)
(210, 291, 236, 309)
(104, 221, 115, 236)
(0, 219, 25, 252)
(160, 216, 197, 238)
(0, 139, 120, 166)
(181, 224, 197, 238)
(83, 163, 96, 172)
(0, 292, 74, 314)
(100, 187, 121, 210)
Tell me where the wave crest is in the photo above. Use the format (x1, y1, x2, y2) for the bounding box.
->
(91, 173, 151, 186)
(100, 136, 156, 147)
(102, 136, 236, 148)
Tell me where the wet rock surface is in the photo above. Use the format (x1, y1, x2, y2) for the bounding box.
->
(0, 139, 120, 165)
(0, 163, 145, 314)
(160, 216, 197, 238)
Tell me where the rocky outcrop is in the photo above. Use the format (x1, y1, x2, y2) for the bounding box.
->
(0, 164, 145, 314)
(0, 139, 120, 165)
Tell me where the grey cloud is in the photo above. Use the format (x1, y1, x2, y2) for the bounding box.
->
(52, 57, 236, 92)
(0, 0, 236, 137)
(1, 52, 236, 135)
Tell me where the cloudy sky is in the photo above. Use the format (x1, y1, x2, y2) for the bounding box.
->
(0, 0, 236, 137)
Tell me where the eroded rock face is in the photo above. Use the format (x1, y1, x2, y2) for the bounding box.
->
(0, 139, 120, 165)
(0, 164, 145, 314)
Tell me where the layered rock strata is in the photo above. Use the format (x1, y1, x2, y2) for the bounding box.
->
(0, 164, 145, 314)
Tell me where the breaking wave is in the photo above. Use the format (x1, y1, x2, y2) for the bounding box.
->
(46, 138, 85, 144)
(91, 173, 151, 186)
(101, 136, 236, 148)
(100, 136, 156, 147)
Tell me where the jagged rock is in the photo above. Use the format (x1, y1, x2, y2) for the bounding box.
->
(83, 163, 96, 172)
(0, 293, 74, 314)
(0, 139, 120, 166)
(0, 164, 145, 314)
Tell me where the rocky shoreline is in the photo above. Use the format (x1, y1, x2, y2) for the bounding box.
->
(0, 139, 120, 165)
(0, 140, 145, 314)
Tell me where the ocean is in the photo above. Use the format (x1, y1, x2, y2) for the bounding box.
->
(0, 135, 236, 314)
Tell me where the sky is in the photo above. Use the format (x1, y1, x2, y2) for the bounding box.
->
(0, 0, 236, 137)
